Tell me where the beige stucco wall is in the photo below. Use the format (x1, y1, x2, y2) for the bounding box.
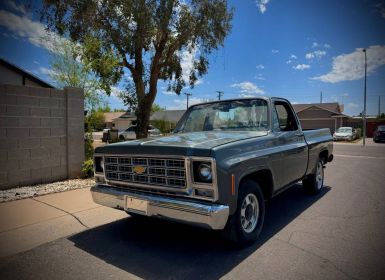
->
(0, 85, 85, 189)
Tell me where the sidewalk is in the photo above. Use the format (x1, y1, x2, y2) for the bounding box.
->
(0, 187, 126, 258)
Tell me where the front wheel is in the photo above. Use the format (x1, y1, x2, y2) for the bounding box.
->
(302, 158, 324, 195)
(223, 180, 265, 247)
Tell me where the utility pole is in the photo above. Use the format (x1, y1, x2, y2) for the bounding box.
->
(320, 91, 323, 103)
(363, 49, 367, 147)
(216, 91, 224, 101)
(379, 96, 381, 117)
(184, 92, 192, 109)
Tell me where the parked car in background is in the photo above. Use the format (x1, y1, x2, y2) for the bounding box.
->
(333, 127, 357, 141)
(119, 125, 161, 140)
(373, 125, 385, 143)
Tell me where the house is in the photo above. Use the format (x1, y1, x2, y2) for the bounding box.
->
(0, 58, 54, 88)
(104, 111, 136, 130)
(292, 102, 349, 133)
(150, 110, 186, 123)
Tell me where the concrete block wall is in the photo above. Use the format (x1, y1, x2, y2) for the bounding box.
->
(0, 85, 85, 189)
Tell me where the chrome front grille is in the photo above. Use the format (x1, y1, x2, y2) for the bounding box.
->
(104, 156, 186, 189)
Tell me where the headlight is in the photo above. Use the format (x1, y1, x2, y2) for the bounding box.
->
(193, 161, 213, 183)
(94, 156, 104, 173)
(198, 163, 212, 181)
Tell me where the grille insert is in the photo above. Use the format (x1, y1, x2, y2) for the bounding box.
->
(104, 156, 186, 189)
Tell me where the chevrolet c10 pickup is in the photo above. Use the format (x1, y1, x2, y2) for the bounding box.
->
(91, 97, 333, 245)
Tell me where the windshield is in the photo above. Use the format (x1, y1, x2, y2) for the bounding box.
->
(377, 126, 385, 132)
(175, 99, 269, 133)
(337, 127, 352, 133)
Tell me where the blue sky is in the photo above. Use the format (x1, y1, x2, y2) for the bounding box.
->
(1, 0, 385, 116)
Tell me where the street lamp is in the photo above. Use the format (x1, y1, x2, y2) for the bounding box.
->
(363, 48, 367, 147)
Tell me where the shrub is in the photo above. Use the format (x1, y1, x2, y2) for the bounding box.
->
(85, 132, 94, 160)
(86, 111, 105, 131)
(151, 119, 177, 133)
(82, 158, 94, 177)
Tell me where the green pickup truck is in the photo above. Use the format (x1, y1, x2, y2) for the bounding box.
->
(91, 97, 333, 245)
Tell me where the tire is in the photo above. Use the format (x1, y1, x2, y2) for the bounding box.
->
(223, 180, 265, 247)
(119, 135, 125, 141)
(302, 158, 324, 195)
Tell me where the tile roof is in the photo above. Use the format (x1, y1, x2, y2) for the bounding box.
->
(292, 102, 342, 114)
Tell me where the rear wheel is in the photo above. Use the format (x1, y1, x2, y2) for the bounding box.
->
(302, 158, 324, 195)
(119, 135, 125, 141)
(223, 180, 265, 247)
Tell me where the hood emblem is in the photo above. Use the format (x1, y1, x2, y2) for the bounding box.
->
(133, 166, 146, 175)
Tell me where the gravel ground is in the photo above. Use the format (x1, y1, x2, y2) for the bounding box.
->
(0, 178, 95, 203)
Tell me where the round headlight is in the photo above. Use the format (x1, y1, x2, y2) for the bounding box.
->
(198, 163, 212, 181)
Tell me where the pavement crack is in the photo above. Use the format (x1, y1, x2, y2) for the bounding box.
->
(31, 198, 89, 229)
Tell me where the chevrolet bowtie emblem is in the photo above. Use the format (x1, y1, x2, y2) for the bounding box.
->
(133, 166, 146, 175)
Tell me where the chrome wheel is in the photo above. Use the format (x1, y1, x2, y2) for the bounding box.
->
(316, 161, 324, 190)
(240, 193, 259, 233)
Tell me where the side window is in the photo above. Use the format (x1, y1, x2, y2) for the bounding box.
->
(272, 107, 280, 131)
(274, 102, 298, 131)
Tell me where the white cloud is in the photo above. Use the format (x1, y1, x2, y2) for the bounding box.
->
(256, 0, 271, 14)
(110, 86, 124, 98)
(162, 89, 175, 95)
(178, 46, 203, 86)
(324, 44, 331, 48)
(37, 66, 56, 76)
(312, 42, 319, 48)
(271, 49, 279, 54)
(286, 54, 297, 64)
(230, 81, 265, 95)
(0, 10, 63, 52)
(347, 102, 359, 109)
(312, 45, 385, 83)
(305, 50, 326, 60)
(293, 64, 311, 70)
(4, 0, 28, 15)
(254, 74, 265, 80)
(256, 64, 265, 69)
(169, 97, 207, 110)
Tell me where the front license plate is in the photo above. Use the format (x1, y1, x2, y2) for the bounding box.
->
(126, 196, 148, 214)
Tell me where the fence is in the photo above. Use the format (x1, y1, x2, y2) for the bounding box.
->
(0, 84, 84, 189)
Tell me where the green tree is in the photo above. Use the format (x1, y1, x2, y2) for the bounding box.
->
(151, 103, 164, 113)
(47, 37, 109, 110)
(86, 111, 106, 131)
(41, 0, 233, 138)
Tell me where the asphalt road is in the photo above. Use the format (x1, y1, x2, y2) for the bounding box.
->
(1, 143, 385, 280)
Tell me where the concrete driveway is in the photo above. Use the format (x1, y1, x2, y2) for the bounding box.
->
(0, 144, 384, 280)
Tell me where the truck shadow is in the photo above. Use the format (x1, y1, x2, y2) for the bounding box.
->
(69, 184, 330, 279)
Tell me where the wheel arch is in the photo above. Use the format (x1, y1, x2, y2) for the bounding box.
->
(239, 169, 274, 200)
(319, 149, 329, 164)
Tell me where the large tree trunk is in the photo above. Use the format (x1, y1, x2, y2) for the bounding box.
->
(136, 98, 151, 139)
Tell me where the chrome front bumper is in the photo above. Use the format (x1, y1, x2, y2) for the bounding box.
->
(91, 184, 229, 230)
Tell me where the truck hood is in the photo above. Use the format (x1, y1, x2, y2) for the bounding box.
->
(95, 131, 267, 157)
